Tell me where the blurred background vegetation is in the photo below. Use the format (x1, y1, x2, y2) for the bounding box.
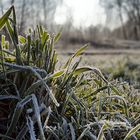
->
(1, 0, 140, 45)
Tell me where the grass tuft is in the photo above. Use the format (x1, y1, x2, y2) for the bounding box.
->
(0, 6, 140, 140)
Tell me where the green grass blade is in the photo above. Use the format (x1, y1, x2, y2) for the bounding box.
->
(25, 70, 64, 95)
(26, 116, 36, 140)
(5, 95, 32, 137)
(54, 32, 61, 43)
(18, 35, 26, 44)
(0, 6, 12, 30)
(69, 123, 76, 140)
(74, 66, 101, 75)
(0, 95, 19, 100)
(97, 121, 112, 140)
(6, 20, 22, 64)
(27, 35, 31, 64)
(63, 44, 88, 69)
(0, 134, 15, 140)
(32, 94, 46, 140)
(106, 95, 129, 117)
(77, 127, 89, 140)
(124, 124, 140, 140)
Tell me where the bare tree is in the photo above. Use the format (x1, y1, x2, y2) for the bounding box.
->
(116, 0, 127, 39)
(100, 0, 127, 39)
(43, 0, 47, 24)
(0, 0, 4, 14)
(0, 0, 63, 32)
(42, 0, 63, 28)
(11, 0, 15, 5)
(19, 0, 26, 33)
(100, 0, 140, 40)
(123, 0, 140, 40)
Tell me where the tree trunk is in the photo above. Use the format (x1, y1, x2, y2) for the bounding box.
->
(19, 0, 26, 33)
(11, 0, 15, 5)
(119, 11, 127, 39)
(43, 0, 47, 26)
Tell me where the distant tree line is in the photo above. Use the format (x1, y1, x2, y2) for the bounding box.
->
(1, 0, 140, 46)
(100, 0, 140, 40)
(0, 0, 62, 33)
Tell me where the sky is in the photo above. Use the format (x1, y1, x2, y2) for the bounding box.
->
(55, 0, 107, 28)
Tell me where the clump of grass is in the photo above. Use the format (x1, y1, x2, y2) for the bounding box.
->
(0, 6, 140, 140)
